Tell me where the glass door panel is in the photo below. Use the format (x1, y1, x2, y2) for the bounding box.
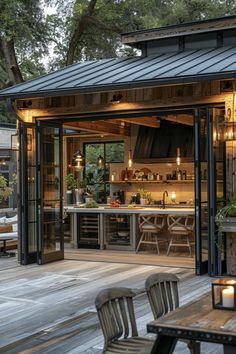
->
(37, 122, 64, 264)
(195, 108, 209, 274)
(19, 123, 37, 264)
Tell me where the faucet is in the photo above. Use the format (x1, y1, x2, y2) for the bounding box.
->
(162, 190, 168, 209)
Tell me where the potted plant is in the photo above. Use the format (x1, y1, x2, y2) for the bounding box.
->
(137, 188, 152, 205)
(65, 173, 78, 204)
(215, 196, 236, 234)
(0, 174, 13, 204)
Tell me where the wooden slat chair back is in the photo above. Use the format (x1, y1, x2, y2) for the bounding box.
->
(145, 273, 179, 319)
(166, 215, 195, 256)
(136, 214, 167, 254)
(95, 287, 154, 354)
(145, 273, 200, 354)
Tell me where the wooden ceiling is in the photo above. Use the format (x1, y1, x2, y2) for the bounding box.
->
(65, 114, 193, 137)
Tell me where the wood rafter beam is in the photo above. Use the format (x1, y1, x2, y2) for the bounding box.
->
(161, 114, 194, 126)
(66, 120, 130, 136)
(116, 117, 160, 128)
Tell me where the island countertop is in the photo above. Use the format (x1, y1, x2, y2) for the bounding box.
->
(64, 205, 195, 215)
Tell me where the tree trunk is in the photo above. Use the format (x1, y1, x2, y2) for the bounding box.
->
(0, 37, 23, 86)
(66, 0, 97, 66)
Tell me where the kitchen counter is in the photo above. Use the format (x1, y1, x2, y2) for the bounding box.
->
(64, 205, 195, 215)
(65, 205, 195, 250)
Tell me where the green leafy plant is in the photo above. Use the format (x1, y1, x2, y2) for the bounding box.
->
(0, 174, 13, 203)
(65, 173, 78, 190)
(215, 196, 236, 236)
(137, 188, 152, 203)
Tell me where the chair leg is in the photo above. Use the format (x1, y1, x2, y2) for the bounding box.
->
(155, 235, 160, 254)
(187, 236, 192, 257)
(166, 236, 174, 256)
(136, 232, 145, 253)
(187, 340, 200, 354)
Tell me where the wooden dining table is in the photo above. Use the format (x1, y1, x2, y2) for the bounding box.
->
(147, 292, 236, 354)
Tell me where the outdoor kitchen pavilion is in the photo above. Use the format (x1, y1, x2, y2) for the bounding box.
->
(0, 15, 236, 276)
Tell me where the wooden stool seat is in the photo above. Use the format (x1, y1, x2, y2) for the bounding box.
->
(166, 215, 195, 257)
(136, 214, 167, 254)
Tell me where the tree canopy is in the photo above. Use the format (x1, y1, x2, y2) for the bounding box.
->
(0, 0, 236, 123)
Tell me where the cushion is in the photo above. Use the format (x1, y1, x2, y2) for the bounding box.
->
(6, 212, 17, 218)
(6, 215, 17, 223)
(0, 217, 6, 224)
(0, 224, 13, 233)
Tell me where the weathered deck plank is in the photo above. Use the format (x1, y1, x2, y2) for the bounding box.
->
(0, 259, 222, 353)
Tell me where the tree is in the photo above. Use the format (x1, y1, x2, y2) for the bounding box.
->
(1, 0, 236, 89)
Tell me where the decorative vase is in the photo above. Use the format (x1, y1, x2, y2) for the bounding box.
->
(140, 198, 148, 206)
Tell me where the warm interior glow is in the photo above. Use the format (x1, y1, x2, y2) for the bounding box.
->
(171, 191, 176, 203)
(128, 149, 133, 168)
(176, 147, 181, 165)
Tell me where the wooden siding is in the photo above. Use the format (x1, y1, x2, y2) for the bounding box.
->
(15, 81, 234, 122)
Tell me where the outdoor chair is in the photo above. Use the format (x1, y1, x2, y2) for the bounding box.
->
(136, 214, 167, 254)
(166, 215, 195, 256)
(95, 287, 154, 354)
(145, 273, 200, 354)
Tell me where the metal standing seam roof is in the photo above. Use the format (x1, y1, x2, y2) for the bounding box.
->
(1, 45, 236, 99)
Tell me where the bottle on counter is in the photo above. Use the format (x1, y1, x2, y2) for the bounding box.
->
(177, 170, 182, 181)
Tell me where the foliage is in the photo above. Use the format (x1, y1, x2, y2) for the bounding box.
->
(65, 173, 78, 190)
(85, 199, 98, 208)
(1, 0, 236, 124)
(215, 196, 236, 236)
(137, 188, 152, 203)
(0, 174, 13, 203)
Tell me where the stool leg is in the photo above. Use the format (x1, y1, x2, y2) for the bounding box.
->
(136, 232, 145, 253)
(166, 235, 174, 256)
(155, 235, 160, 254)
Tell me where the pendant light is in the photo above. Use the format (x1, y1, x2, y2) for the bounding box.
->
(97, 154, 104, 168)
(176, 147, 181, 166)
(127, 130, 133, 168)
(72, 149, 84, 171)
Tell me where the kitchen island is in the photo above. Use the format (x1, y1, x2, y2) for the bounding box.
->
(64, 205, 195, 252)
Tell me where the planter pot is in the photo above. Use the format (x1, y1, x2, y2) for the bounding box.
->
(221, 217, 236, 232)
(66, 190, 73, 205)
(140, 198, 148, 206)
(73, 188, 84, 204)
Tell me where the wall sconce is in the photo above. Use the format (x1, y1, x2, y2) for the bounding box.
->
(0, 156, 10, 165)
(97, 154, 104, 168)
(216, 110, 236, 141)
(110, 94, 123, 104)
(176, 147, 181, 166)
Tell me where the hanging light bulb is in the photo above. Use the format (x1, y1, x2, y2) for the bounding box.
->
(128, 149, 133, 168)
(176, 147, 181, 166)
(97, 154, 104, 168)
(127, 130, 133, 168)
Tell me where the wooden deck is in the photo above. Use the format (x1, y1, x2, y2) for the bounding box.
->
(0, 256, 224, 354)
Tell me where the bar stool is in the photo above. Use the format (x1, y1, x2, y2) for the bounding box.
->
(136, 214, 167, 254)
(166, 215, 195, 257)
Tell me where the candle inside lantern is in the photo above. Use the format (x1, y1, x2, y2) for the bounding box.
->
(222, 286, 234, 308)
